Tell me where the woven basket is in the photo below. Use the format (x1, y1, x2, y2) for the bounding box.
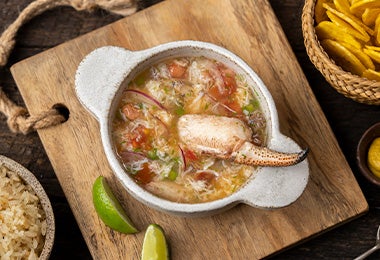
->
(302, 0, 380, 105)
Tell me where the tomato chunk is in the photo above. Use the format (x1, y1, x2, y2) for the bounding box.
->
(135, 163, 155, 184)
(208, 84, 225, 100)
(218, 64, 237, 93)
(122, 103, 142, 120)
(125, 125, 152, 151)
(194, 171, 217, 186)
(168, 62, 187, 78)
(208, 64, 237, 101)
(224, 99, 242, 115)
(184, 149, 198, 161)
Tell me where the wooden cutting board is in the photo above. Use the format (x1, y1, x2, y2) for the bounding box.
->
(11, 0, 368, 259)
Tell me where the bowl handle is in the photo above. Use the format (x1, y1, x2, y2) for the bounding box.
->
(74, 46, 146, 120)
(240, 133, 309, 208)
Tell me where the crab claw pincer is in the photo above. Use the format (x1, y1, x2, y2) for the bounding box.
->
(177, 114, 308, 167)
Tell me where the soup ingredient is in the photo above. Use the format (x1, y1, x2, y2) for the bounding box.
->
(92, 176, 138, 234)
(141, 224, 169, 260)
(0, 164, 46, 259)
(368, 137, 380, 177)
(112, 56, 270, 203)
(126, 89, 166, 110)
(178, 114, 308, 167)
(314, 0, 380, 79)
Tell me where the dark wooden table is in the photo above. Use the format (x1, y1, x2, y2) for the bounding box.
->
(0, 0, 379, 259)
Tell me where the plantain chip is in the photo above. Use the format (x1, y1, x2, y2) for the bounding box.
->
(326, 10, 371, 41)
(316, 21, 363, 49)
(340, 42, 376, 69)
(315, 0, 333, 24)
(362, 68, 380, 80)
(365, 45, 380, 51)
(333, 0, 352, 14)
(323, 3, 374, 39)
(375, 15, 380, 44)
(350, 0, 380, 16)
(321, 39, 367, 75)
(362, 8, 380, 27)
(315, 0, 380, 77)
(363, 47, 380, 63)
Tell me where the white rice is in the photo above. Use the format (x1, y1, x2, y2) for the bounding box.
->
(0, 164, 46, 259)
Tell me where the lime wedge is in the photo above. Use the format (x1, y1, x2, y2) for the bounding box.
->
(141, 224, 169, 260)
(92, 176, 138, 234)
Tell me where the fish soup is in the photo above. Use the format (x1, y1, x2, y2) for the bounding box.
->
(112, 56, 267, 203)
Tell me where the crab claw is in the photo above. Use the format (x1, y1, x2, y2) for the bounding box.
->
(177, 114, 308, 167)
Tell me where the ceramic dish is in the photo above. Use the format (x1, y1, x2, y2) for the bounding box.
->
(75, 40, 309, 216)
(0, 155, 55, 259)
(357, 122, 380, 186)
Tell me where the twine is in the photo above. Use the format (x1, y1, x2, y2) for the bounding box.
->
(0, 0, 138, 134)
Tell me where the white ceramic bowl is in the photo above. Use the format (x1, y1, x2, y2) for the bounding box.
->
(0, 155, 55, 259)
(75, 40, 309, 217)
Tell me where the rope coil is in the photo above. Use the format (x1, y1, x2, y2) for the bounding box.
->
(0, 0, 137, 134)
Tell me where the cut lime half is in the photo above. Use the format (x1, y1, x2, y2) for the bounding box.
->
(141, 224, 169, 260)
(92, 176, 138, 234)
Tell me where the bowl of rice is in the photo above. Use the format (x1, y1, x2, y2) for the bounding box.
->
(0, 155, 55, 259)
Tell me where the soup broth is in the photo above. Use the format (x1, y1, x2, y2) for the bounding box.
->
(112, 56, 267, 203)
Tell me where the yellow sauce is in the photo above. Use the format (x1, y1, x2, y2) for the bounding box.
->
(367, 137, 380, 178)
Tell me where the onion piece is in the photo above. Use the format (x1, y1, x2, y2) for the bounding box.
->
(118, 150, 147, 164)
(148, 111, 169, 131)
(205, 92, 238, 113)
(125, 89, 166, 110)
(178, 145, 187, 171)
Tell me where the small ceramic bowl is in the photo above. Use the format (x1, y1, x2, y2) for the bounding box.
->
(357, 122, 380, 186)
(75, 40, 309, 217)
(0, 155, 55, 259)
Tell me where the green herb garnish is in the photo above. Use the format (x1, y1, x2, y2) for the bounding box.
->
(147, 148, 159, 160)
(175, 106, 185, 116)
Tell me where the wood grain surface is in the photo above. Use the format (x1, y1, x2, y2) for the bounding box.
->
(1, 0, 379, 259)
(10, 0, 368, 258)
